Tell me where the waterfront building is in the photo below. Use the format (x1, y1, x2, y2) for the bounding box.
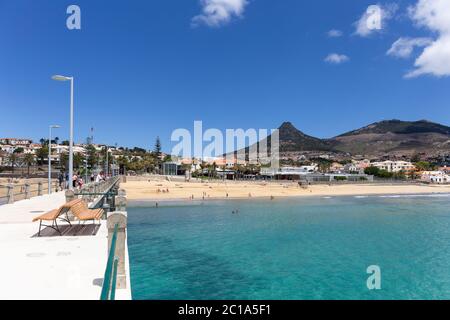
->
(421, 171, 450, 184)
(162, 162, 179, 176)
(261, 166, 318, 180)
(370, 160, 416, 173)
(300, 173, 374, 183)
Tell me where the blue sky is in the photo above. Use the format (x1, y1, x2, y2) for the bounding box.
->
(1, 0, 449, 152)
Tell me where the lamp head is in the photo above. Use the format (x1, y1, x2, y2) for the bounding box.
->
(52, 75, 71, 81)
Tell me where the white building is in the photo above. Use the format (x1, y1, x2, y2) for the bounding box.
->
(344, 163, 361, 173)
(0, 138, 32, 146)
(421, 171, 450, 184)
(370, 160, 415, 173)
(261, 165, 317, 177)
(0, 145, 15, 154)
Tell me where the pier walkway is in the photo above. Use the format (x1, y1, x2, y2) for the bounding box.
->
(0, 191, 131, 300)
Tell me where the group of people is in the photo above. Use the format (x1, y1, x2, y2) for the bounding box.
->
(57, 171, 108, 190)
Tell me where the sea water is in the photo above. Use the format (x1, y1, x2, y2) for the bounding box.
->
(128, 194, 450, 300)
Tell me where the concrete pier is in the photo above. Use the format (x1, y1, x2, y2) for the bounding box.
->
(0, 192, 132, 300)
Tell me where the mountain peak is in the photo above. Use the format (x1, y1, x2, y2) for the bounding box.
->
(279, 122, 297, 130)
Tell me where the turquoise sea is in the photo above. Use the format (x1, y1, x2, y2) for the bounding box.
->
(128, 194, 450, 300)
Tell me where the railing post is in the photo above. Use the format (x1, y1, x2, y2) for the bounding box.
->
(115, 190, 127, 212)
(37, 182, 43, 196)
(7, 184, 14, 204)
(107, 211, 128, 289)
(24, 182, 30, 199)
(88, 185, 94, 202)
(65, 189, 75, 203)
(82, 185, 90, 202)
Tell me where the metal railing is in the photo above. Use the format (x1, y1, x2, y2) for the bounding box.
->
(74, 176, 120, 197)
(0, 180, 59, 205)
(73, 176, 121, 210)
(100, 223, 119, 300)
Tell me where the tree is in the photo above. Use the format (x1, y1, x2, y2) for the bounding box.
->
(23, 153, 35, 176)
(85, 144, 98, 169)
(364, 166, 380, 176)
(8, 153, 18, 173)
(116, 156, 130, 175)
(59, 153, 69, 172)
(35, 146, 49, 165)
(73, 153, 83, 170)
(414, 161, 435, 172)
(14, 147, 24, 154)
(142, 154, 156, 173)
(154, 136, 162, 172)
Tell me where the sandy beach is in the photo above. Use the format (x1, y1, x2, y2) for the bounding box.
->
(122, 179, 450, 202)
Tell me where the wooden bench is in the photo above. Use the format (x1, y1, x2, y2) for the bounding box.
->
(32, 199, 83, 236)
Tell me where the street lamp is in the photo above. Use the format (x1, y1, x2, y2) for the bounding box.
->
(52, 75, 74, 190)
(48, 125, 61, 194)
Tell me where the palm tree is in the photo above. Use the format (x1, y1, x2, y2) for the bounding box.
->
(23, 154, 35, 176)
(212, 162, 217, 179)
(59, 153, 69, 172)
(8, 153, 18, 173)
(35, 146, 48, 166)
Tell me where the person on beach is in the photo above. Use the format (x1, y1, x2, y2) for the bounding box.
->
(77, 177, 84, 189)
(72, 174, 78, 189)
(95, 172, 105, 183)
(58, 172, 64, 190)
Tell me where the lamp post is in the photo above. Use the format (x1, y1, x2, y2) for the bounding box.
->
(48, 125, 61, 194)
(84, 159, 88, 185)
(52, 75, 74, 190)
(105, 146, 109, 177)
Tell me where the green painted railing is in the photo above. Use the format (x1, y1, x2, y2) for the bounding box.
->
(100, 223, 119, 300)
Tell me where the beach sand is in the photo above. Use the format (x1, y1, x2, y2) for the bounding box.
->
(122, 179, 450, 201)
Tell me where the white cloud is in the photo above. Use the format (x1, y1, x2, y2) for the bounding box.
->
(387, 37, 433, 58)
(354, 3, 398, 37)
(404, 0, 450, 78)
(324, 53, 350, 64)
(327, 29, 343, 38)
(191, 0, 248, 27)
